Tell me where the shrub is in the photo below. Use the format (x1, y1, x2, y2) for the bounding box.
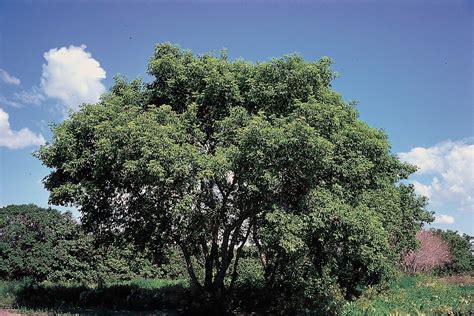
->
(0, 204, 89, 282)
(11, 278, 188, 311)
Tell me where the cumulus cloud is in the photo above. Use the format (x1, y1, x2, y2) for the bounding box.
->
(0, 69, 21, 85)
(433, 214, 455, 224)
(40, 45, 106, 112)
(399, 139, 474, 212)
(0, 108, 45, 149)
(410, 180, 433, 199)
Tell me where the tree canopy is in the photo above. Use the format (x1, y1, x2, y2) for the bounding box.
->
(434, 229, 474, 275)
(0, 204, 96, 282)
(36, 43, 432, 309)
(0, 204, 162, 283)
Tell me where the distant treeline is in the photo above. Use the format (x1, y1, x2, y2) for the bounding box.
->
(0, 204, 188, 284)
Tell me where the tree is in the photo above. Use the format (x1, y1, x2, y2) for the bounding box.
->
(434, 230, 473, 275)
(0, 204, 161, 283)
(0, 204, 90, 281)
(402, 230, 451, 274)
(36, 43, 432, 300)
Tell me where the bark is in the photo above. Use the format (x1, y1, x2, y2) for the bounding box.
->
(253, 225, 268, 269)
(211, 217, 248, 290)
(180, 244, 202, 290)
(229, 222, 252, 289)
(204, 239, 219, 289)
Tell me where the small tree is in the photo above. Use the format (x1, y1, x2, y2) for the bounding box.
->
(434, 230, 474, 275)
(403, 230, 451, 274)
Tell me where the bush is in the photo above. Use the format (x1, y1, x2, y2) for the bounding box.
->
(0, 204, 85, 282)
(154, 247, 190, 280)
(0, 278, 33, 307)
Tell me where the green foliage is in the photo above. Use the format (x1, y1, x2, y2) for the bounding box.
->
(232, 248, 265, 288)
(35, 43, 432, 311)
(0, 278, 34, 307)
(259, 190, 397, 314)
(0, 204, 87, 282)
(0, 278, 187, 312)
(155, 247, 190, 280)
(3, 276, 472, 315)
(125, 277, 188, 289)
(342, 275, 474, 315)
(0, 204, 161, 284)
(93, 241, 163, 283)
(435, 229, 474, 275)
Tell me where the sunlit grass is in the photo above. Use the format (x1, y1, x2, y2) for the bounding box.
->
(1, 275, 473, 314)
(342, 274, 474, 315)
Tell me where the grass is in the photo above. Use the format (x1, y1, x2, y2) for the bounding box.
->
(342, 274, 474, 315)
(113, 278, 188, 289)
(0, 277, 33, 308)
(1, 275, 473, 314)
(0, 277, 188, 313)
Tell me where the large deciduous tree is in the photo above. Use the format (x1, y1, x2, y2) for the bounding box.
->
(36, 43, 432, 299)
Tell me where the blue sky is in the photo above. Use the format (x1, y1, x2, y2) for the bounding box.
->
(0, 0, 472, 234)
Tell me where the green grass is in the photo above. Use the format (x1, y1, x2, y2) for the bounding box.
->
(0, 277, 188, 313)
(0, 278, 33, 307)
(342, 275, 474, 315)
(1, 275, 473, 314)
(113, 277, 188, 289)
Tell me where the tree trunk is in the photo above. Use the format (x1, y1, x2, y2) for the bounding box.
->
(180, 244, 202, 291)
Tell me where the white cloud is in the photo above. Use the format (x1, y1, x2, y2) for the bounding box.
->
(0, 69, 21, 85)
(40, 45, 106, 112)
(399, 139, 474, 212)
(0, 108, 45, 149)
(411, 180, 433, 199)
(14, 87, 45, 106)
(433, 214, 455, 224)
(0, 95, 21, 108)
(0, 88, 45, 109)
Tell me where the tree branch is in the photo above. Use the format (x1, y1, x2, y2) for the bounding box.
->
(230, 221, 252, 289)
(253, 224, 267, 269)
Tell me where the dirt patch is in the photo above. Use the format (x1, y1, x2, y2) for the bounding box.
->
(0, 310, 22, 316)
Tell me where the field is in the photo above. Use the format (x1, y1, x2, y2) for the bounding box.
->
(0, 275, 472, 315)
